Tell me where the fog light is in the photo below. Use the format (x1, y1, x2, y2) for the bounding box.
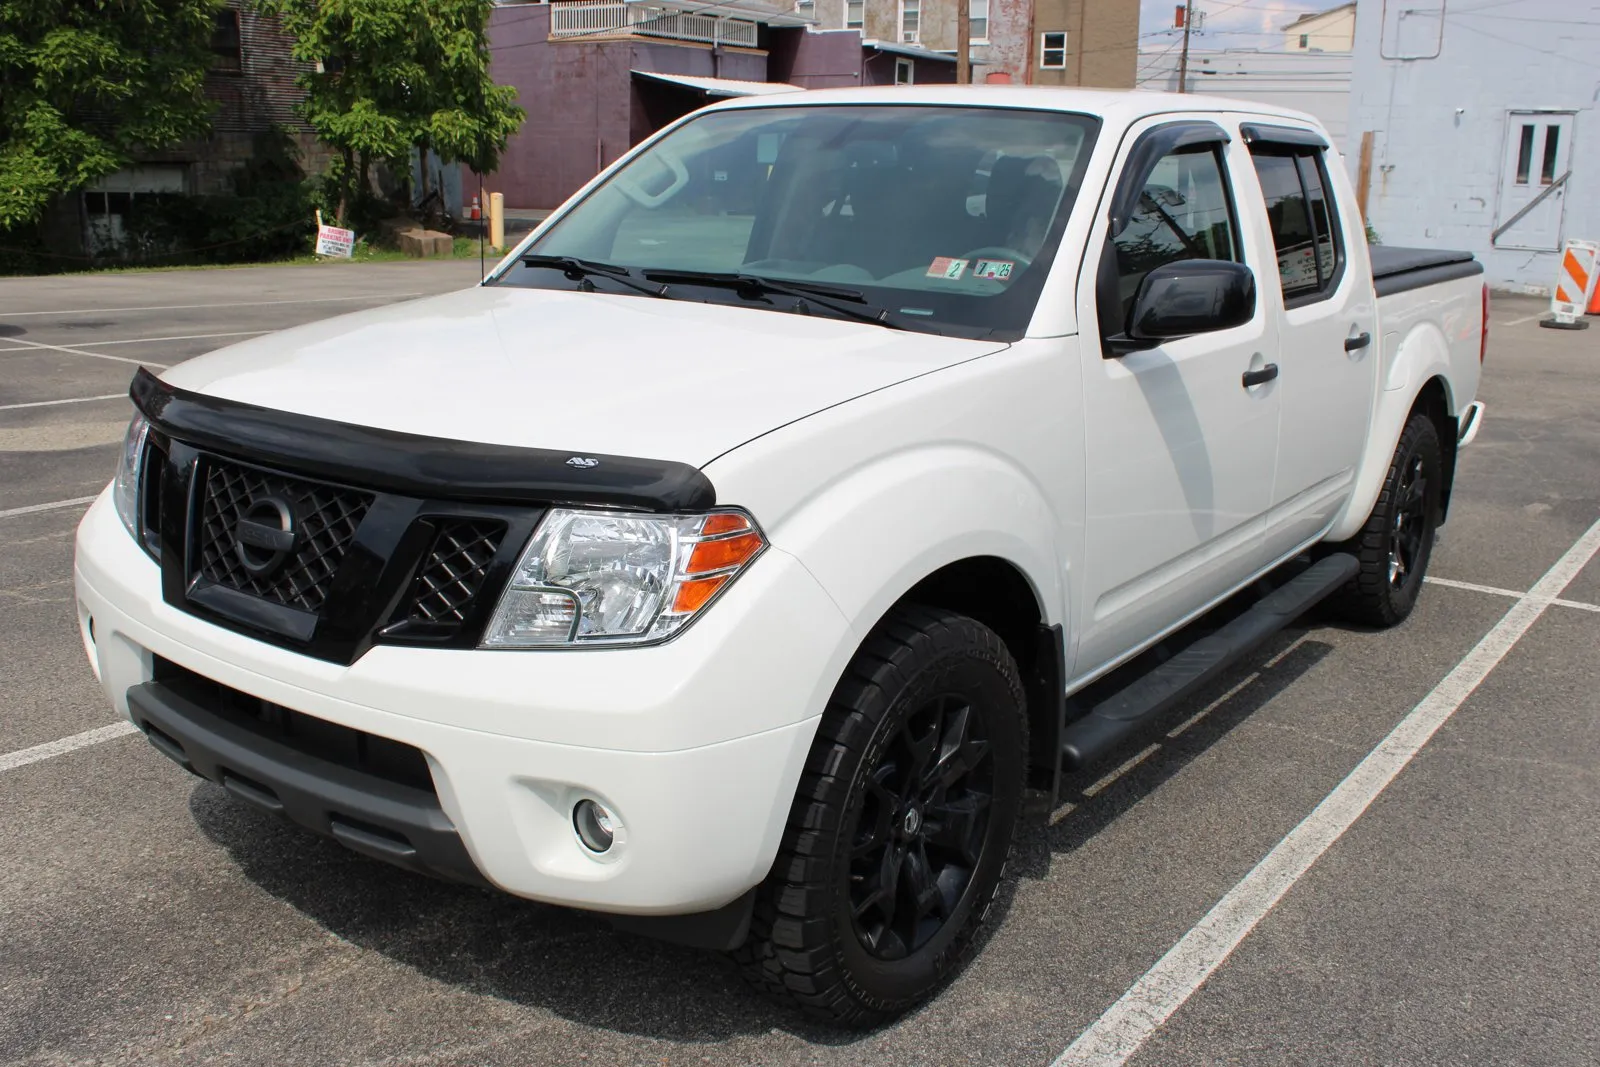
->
(573, 798, 617, 853)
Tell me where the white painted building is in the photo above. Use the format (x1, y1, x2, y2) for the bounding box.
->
(1347, 0, 1599, 291)
(1283, 3, 1355, 52)
(1137, 49, 1352, 150)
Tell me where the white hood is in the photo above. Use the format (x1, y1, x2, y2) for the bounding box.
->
(162, 286, 1007, 467)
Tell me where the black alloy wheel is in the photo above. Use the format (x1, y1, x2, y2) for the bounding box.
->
(849, 694, 995, 961)
(733, 605, 1027, 1026)
(1331, 410, 1443, 627)
(1389, 452, 1430, 590)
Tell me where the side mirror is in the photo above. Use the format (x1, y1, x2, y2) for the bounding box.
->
(1129, 260, 1255, 343)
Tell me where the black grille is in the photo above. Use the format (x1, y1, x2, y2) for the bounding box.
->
(196, 459, 372, 614)
(405, 520, 506, 625)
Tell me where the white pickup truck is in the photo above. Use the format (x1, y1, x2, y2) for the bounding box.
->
(75, 88, 1488, 1024)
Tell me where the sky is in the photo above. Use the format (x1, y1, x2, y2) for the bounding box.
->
(1139, 0, 1330, 51)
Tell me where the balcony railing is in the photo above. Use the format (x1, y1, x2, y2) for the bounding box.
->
(549, 1, 761, 47)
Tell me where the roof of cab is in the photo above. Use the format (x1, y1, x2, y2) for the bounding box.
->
(702, 84, 1323, 130)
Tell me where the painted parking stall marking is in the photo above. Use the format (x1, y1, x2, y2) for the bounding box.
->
(1054, 517, 1600, 1067)
(1426, 575, 1600, 614)
(0, 722, 139, 774)
(1, 336, 167, 369)
(0, 292, 424, 317)
(0, 394, 126, 412)
(0, 495, 100, 520)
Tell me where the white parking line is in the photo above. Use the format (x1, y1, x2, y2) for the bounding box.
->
(1425, 575, 1600, 614)
(0, 496, 99, 520)
(1, 293, 424, 317)
(0, 330, 270, 352)
(1054, 516, 1600, 1067)
(1, 337, 167, 369)
(0, 394, 125, 412)
(0, 722, 139, 774)
(1501, 313, 1544, 327)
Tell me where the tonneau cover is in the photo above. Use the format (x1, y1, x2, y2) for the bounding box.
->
(1369, 245, 1475, 279)
(1368, 245, 1482, 297)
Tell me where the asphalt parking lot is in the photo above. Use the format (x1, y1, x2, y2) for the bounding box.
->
(2, 266, 1597, 1066)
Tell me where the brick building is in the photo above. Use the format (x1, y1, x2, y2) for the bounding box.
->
(1028, 0, 1137, 88)
(79, 0, 319, 253)
(800, 0, 1137, 87)
(486, 0, 963, 209)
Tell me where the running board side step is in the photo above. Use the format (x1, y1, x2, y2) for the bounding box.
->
(1060, 553, 1359, 772)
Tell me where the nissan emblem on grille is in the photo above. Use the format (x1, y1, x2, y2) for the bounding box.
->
(233, 497, 298, 577)
(196, 459, 373, 615)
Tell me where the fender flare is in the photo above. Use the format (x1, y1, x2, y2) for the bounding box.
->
(767, 443, 1066, 643)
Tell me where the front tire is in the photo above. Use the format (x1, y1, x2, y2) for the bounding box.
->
(1331, 411, 1444, 627)
(732, 605, 1027, 1026)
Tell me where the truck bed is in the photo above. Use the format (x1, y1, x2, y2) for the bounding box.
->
(1370, 245, 1483, 297)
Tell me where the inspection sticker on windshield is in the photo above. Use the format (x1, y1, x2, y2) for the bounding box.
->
(926, 257, 969, 280)
(973, 259, 1016, 281)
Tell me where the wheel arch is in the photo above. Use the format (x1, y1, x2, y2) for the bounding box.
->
(897, 556, 1065, 781)
(1328, 369, 1460, 542)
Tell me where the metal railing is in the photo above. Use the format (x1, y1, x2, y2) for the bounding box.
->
(549, 1, 761, 47)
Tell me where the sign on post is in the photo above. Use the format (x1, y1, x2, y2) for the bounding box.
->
(315, 223, 356, 259)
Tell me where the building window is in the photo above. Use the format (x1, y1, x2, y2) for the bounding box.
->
(1039, 31, 1066, 69)
(900, 0, 919, 43)
(895, 57, 914, 84)
(1514, 123, 1535, 185)
(846, 0, 863, 29)
(1541, 124, 1561, 184)
(210, 9, 243, 74)
(971, 0, 989, 42)
(1298, 32, 1308, 48)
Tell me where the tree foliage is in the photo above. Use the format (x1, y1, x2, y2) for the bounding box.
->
(0, 0, 225, 230)
(257, 0, 524, 224)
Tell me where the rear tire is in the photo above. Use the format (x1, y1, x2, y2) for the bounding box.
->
(732, 605, 1027, 1027)
(1330, 411, 1443, 627)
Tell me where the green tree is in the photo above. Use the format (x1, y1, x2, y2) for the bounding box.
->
(258, 0, 523, 226)
(0, 0, 225, 230)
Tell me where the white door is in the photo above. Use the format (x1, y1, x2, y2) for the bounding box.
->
(1073, 121, 1280, 677)
(1242, 137, 1378, 557)
(1495, 112, 1574, 252)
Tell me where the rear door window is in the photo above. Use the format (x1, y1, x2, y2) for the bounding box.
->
(1249, 146, 1344, 303)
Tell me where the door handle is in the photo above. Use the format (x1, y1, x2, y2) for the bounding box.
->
(1242, 364, 1279, 388)
(1344, 332, 1372, 352)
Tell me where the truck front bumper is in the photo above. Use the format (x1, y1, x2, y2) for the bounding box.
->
(74, 491, 849, 919)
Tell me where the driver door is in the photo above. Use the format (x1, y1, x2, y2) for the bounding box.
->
(1072, 119, 1281, 678)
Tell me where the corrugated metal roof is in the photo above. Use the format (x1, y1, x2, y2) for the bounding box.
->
(630, 71, 801, 97)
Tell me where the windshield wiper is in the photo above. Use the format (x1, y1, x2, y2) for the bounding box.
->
(521, 255, 668, 298)
(640, 269, 910, 331)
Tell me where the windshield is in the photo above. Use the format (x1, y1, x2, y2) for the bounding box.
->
(491, 104, 1100, 340)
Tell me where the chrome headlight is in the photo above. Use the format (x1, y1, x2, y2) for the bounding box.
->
(113, 413, 150, 540)
(482, 508, 766, 648)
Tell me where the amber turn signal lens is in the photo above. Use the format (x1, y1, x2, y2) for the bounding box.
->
(672, 574, 730, 614)
(686, 531, 763, 574)
(700, 513, 751, 536)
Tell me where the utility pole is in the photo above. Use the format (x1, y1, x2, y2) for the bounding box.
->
(1176, 2, 1194, 93)
(957, 0, 971, 85)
